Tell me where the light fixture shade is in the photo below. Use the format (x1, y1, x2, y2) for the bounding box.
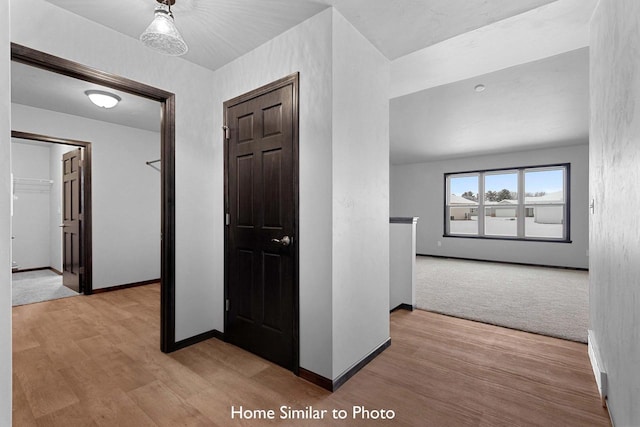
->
(85, 90, 121, 109)
(140, 3, 188, 56)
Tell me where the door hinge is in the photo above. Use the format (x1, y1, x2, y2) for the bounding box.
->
(222, 125, 230, 140)
(225, 213, 230, 226)
(226, 299, 230, 312)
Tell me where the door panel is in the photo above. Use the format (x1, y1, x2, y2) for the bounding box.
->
(237, 155, 254, 227)
(262, 150, 282, 227)
(62, 148, 82, 293)
(225, 78, 297, 370)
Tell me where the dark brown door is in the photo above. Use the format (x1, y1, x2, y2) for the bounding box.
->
(225, 75, 298, 370)
(62, 148, 82, 293)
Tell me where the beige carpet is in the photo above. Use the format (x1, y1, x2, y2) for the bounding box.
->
(415, 256, 588, 342)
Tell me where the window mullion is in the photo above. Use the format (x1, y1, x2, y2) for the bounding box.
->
(478, 172, 485, 236)
(445, 176, 450, 235)
(517, 169, 525, 238)
(563, 166, 568, 240)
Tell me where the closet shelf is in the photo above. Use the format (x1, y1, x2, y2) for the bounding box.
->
(13, 177, 53, 185)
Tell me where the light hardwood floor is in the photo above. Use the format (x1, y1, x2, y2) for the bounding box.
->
(12, 284, 611, 426)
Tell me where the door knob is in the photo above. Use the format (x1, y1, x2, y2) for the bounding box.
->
(59, 224, 67, 228)
(271, 236, 292, 246)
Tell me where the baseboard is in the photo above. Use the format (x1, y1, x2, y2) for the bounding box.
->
(49, 267, 62, 276)
(391, 303, 414, 312)
(417, 254, 588, 271)
(173, 329, 224, 351)
(11, 266, 50, 273)
(333, 338, 391, 390)
(588, 329, 608, 407)
(92, 278, 160, 294)
(299, 368, 333, 391)
(300, 338, 391, 392)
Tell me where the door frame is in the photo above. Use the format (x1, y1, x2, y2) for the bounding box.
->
(11, 131, 93, 294)
(11, 43, 178, 353)
(223, 73, 300, 373)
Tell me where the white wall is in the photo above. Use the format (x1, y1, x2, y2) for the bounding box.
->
(11, 141, 51, 269)
(331, 10, 390, 379)
(389, 221, 417, 310)
(590, 0, 640, 425)
(12, 104, 160, 289)
(390, 144, 589, 269)
(211, 8, 391, 380)
(211, 9, 334, 378)
(0, 0, 12, 422)
(49, 143, 77, 272)
(10, 0, 218, 340)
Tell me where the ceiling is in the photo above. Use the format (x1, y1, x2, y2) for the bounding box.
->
(13, 0, 592, 161)
(11, 61, 161, 132)
(391, 0, 596, 98)
(44, 0, 555, 70)
(390, 47, 589, 164)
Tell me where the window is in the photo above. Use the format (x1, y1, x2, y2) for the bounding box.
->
(484, 171, 518, 237)
(447, 175, 479, 235)
(445, 164, 570, 242)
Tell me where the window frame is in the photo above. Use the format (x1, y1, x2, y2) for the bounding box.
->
(443, 163, 571, 243)
(445, 173, 479, 236)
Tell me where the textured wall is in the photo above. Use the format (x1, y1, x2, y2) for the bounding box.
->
(0, 0, 12, 422)
(211, 8, 391, 380)
(211, 9, 335, 378)
(590, 0, 640, 425)
(390, 144, 589, 268)
(331, 9, 390, 379)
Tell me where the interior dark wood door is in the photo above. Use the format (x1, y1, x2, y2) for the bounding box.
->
(225, 77, 297, 370)
(62, 148, 82, 293)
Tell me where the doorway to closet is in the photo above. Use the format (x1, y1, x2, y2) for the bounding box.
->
(11, 43, 178, 352)
(11, 132, 91, 306)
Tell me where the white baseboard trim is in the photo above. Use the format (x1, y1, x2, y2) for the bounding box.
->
(587, 329, 607, 407)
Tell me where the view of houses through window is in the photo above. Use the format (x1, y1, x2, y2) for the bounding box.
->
(445, 164, 569, 241)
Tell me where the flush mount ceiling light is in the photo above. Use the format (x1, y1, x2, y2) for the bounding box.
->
(84, 90, 121, 109)
(140, 0, 188, 56)
(474, 84, 486, 93)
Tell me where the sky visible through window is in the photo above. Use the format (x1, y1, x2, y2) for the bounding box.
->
(525, 169, 563, 193)
(450, 176, 477, 196)
(485, 173, 517, 193)
(450, 169, 563, 196)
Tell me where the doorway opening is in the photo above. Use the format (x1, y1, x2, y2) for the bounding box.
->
(11, 43, 178, 353)
(11, 131, 92, 306)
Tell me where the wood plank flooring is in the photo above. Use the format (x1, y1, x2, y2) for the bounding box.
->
(12, 284, 611, 426)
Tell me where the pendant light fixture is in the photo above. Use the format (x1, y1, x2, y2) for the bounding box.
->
(140, 0, 188, 56)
